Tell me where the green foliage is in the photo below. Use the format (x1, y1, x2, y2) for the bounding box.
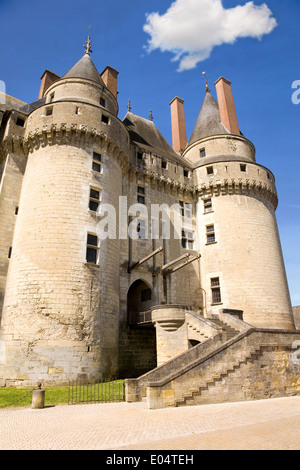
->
(0, 380, 124, 408)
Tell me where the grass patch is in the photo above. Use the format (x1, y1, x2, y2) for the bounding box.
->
(0, 386, 69, 409)
(0, 380, 124, 408)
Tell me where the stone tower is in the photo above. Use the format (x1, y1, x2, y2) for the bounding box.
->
(182, 77, 294, 330)
(0, 41, 129, 386)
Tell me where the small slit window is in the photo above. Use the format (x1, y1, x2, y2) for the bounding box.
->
(92, 152, 102, 173)
(16, 117, 25, 127)
(137, 186, 145, 205)
(89, 188, 101, 212)
(101, 114, 109, 124)
(100, 97, 106, 107)
(86, 233, 99, 264)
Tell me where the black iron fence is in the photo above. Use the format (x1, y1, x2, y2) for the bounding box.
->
(68, 379, 125, 405)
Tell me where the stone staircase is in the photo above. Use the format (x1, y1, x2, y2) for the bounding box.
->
(174, 344, 262, 407)
(209, 318, 240, 341)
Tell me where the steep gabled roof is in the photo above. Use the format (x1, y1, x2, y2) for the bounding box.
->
(123, 112, 190, 165)
(188, 92, 230, 146)
(62, 54, 106, 87)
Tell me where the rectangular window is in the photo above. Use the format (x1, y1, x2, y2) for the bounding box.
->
(86, 233, 99, 264)
(137, 186, 145, 205)
(45, 107, 53, 116)
(181, 230, 194, 250)
(206, 224, 216, 244)
(211, 277, 221, 304)
(207, 166, 214, 175)
(89, 188, 101, 212)
(200, 148, 206, 158)
(240, 164, 247, 172)
(137, 151, 143, 160)
(179, 200, 192, 218)
(92, 152, 102, 173)
(184, 169, 190, 178)
(49, 92, 55, 103)
(100, 97, 106, 107)
(203, 198, 212, 213)
(101, 114, 109, 124)
(161, 160, 167, 169)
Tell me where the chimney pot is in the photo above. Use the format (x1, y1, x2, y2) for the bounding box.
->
(169, 96, 187, 153)
(214, 77, 240, 135)
(101, 66, 119, 100)
(38, 70, 60, 99)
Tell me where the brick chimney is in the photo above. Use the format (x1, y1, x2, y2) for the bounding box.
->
(169, 96, 187, 153)
(214, 77, 240, 135)
(38, 70, 60, 99)
(101, 66, 119, 100)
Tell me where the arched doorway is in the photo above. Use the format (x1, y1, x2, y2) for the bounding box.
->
(127, 279, 154, 326)
(119, 279, 157, 378)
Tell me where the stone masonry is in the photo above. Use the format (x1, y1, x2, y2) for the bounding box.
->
(0, 40, 298, 406)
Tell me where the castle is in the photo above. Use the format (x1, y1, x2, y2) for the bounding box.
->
(0, 39, 299, 408)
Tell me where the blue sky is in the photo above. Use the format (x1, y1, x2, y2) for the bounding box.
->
(0, 0, 299, 306)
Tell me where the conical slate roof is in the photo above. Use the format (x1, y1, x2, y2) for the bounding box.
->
(62, 53, 105, 87)
(188, 92, 230, 146)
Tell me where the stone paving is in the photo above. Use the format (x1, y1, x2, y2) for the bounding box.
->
(0, 396, 300, 450)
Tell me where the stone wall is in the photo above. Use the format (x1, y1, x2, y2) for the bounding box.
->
(145, 329, 300, 409)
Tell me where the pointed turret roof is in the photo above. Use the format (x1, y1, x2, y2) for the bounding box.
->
(188, 91, 230, 146)
(62, 53, 106, 87)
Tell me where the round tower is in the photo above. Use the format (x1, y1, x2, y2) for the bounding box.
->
(184, 77, 294, 330)
(0, 43, 129, 386)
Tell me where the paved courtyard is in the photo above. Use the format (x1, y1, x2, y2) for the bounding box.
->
(0, 396, 300, 451)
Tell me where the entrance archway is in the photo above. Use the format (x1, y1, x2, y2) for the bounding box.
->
(127, 279, 154, 325)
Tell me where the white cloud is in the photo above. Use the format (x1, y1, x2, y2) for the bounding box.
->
(143, 0, 277, 71)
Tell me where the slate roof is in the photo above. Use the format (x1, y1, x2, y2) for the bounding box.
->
(62, 54, 106, 87)
(188, 92, 230, 146)
(123, 112, 191, 166)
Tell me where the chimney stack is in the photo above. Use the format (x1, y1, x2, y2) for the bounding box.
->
(214, 77, 240, 135)
(101, 66, 119, 100)
(169, 96, 187, 153)
(38, 70, 60, 99)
